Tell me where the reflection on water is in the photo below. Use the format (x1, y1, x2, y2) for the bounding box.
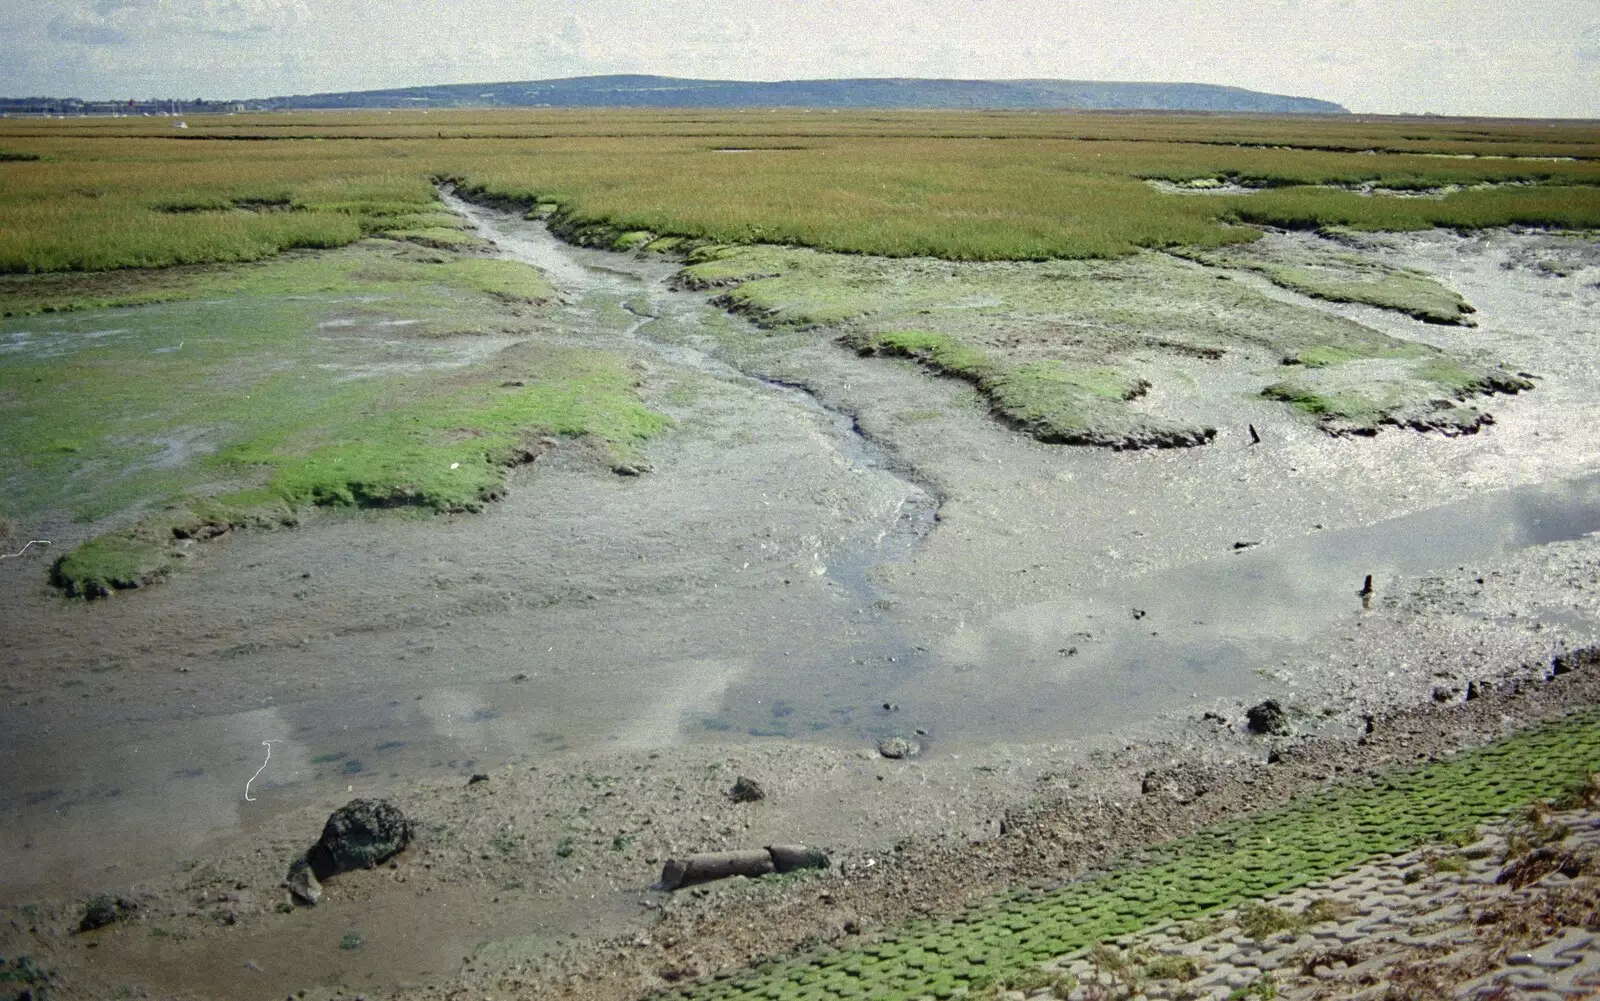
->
(912, 470, 1600, 736)
(698, 472, 1600, 744)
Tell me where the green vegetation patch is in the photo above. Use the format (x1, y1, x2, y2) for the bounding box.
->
(1, 240, 662, 597)
(860, 330, 998, 381)
(1262, 352, 1531, 437)
(428, 256, 556, 302)
(383, 226, 492, 252)
(983, 362, 1169, 446)
(256, 344, 669, 512)
(50, 532, 177, 598)
(686, 247, 885, 329)
(1177, 240, 1477, 325)
(48, 488, 298, 597)
(1276, 269, 1472, 325)
(679, 244, 1523, 445)
(1221, 184, 1600, 239)
(613, 230, 656, 251)
(861, 331, 1206, 448)
(653, 708, 1600, 1001)
(0, 954, 50, 1000)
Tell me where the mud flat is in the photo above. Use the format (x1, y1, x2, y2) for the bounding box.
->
(1, 205, 1598, 1001)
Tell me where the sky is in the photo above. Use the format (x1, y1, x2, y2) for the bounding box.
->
(1, 0, 1596, 118)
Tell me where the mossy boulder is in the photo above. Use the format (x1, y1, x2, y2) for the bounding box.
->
(77, 893, 135, 932)
(304, 798, 413, 879)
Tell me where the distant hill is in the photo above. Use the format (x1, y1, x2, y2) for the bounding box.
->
(248, 75, 1348, 115)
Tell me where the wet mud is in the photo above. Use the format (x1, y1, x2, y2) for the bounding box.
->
(1, 209, 1598, 1001)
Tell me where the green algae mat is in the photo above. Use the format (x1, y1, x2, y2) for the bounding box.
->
(674, 243, 1529, 445)
(657, 710, 1600, 1001)
(0, 239, 669, 597)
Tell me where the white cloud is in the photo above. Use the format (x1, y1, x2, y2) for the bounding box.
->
(41, 0, 308, 46)
(1578, 22, 1600, 64)
(47, 6, 132, 44)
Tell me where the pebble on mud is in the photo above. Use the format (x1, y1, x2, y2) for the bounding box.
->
(286, 859, 323, 906)
(878, 737, 920, 759)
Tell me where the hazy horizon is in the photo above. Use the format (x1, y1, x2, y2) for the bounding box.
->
(3, 0, 1597, 118)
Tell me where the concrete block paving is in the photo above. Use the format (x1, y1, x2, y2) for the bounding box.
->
(1041, 808, 1600, 1001)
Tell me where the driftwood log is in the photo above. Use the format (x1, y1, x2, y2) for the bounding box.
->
(657, 844, 830, 890)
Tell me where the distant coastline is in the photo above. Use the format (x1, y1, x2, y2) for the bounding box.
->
(0, 75, 1350, 116)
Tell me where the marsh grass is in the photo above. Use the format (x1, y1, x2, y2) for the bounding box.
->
(852, 331, 1193, 446)
(0, 142, 438, 272)
(1175, 244, 1477, 324)
(2, 109, 1590, 592)
(1226, 183, 1600, 234)
(1, 112, 1595, 273)
(10, 108, 1599, 159)
(50, 534, 172, 598)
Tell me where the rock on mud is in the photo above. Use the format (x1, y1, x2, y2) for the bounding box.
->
(878, 736, 921, 759)
(728, 776, 766, 803)
(285, 859, 323, 905)
(78, 893, 135, 931)
(1553, 647, 1599, 675)
(1245, 699, 1292, 736)
(294, 798, 413, 885)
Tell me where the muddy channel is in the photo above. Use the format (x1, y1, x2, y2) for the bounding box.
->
(1, 206, 1599, 1000)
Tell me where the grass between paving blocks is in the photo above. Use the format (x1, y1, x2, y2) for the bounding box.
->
(655, 709, 1600, 1001)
